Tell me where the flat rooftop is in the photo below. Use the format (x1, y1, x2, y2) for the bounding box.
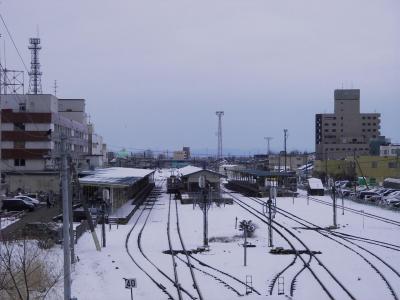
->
(79, 167, 154, 187)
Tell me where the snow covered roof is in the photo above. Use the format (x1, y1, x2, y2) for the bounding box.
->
(79, 167, 154, 187)
(308, 178, 324, 190)
(177, 165, 203, 177)
(177, 165, 222, 177)
(240, 169, 296, 177)
(384, 178, 400, 184)
(220, 164, 238, 168)
(297, 163, 313, 171)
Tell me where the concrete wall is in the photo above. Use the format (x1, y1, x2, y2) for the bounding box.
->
(5, 173, 59, 193)
(1, 94, 58, 113)
(58, 99, 86, 123)
(1, 159, 45, 172)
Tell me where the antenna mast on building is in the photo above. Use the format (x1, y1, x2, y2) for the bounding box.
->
(216, 111, 224, 161)
(28, 37, 42, 94)
(264, 137, 273, 155)
(53, 80, 58, 96)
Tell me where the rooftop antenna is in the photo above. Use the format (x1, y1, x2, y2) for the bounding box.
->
(28, 37, 42, 94)
(53, 80, 58, 96)
(216, 111, 224, 161)
(0, 36, 24, 94)
(264, 137, 273, 155)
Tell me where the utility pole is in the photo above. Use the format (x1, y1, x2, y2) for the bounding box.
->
(68, 158, 75, 264)
(202, 189, 208, 248)
(61, 135, 71, 300)
(101, 199, 106, 247)
(332, 185, 337, 228)
(199, 175, 210, 248)
(325, 149, 328, 185)
(283, 129, 288, 172)
(267, 186, 274, 247)
(353, 149, 357, 197)
(216, 111, 224, 161)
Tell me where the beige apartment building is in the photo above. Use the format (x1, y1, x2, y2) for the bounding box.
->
(315, 89, 380, 160)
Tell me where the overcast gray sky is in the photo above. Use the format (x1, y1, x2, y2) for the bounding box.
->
(1, 0, 399, 155)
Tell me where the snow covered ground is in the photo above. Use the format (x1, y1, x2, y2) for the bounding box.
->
(70, 170, 400, 300)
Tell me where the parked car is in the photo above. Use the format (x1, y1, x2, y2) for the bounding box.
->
(383, 191, 400, 203)
(358, 191, 380, 200)
(1, 198, 35, 211)
(15, 195, 40, 206)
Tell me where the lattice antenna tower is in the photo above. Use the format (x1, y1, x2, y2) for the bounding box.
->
(216, 111, 224, 160)
(28, 37, 42, 94)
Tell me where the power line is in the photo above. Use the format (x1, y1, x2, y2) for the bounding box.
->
(0, 14, 29, 73)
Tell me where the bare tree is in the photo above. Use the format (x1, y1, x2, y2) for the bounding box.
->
(0, 238, 63, 300)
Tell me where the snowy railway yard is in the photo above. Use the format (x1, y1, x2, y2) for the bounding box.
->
(71, 173, 400, 300)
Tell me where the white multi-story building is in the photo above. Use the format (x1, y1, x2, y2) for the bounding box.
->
(87, 123, 107, 169)
(0, 94, 104, 192)
(380, 144, 400, 157)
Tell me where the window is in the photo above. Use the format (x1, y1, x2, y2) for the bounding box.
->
(19, 103, 26, 112)
(332, 129, 336, 132)
(14, 123, 25, 131)
(371, 161, 378, 168)
(392, 149, 400, 155)
(14, 141, 25, 149)
(362, 123, 365, 126)
(388, 162, 397, 168)
(14, 159, 26, 166)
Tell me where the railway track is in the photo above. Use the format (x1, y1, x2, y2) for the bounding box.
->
(300, 194, 400, 227)
(126, 179, 197, 300)
(270, 203, 400, 300)
(125, 181, 176, 300)
(248, 193, 400, 300)
(173, 197, 204, 299)
(223, 189, 356, 299)
(172, 188, 261, 297)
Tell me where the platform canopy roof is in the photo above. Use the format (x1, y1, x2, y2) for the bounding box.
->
(79, 167, 154, 187)
(235, 169, 296, 178)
